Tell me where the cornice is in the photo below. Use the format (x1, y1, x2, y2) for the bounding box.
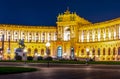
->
(79, 17, 120, 30)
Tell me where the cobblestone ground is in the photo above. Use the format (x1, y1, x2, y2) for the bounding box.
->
(0, 63, 120, 79)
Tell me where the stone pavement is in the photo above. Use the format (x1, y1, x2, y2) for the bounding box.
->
(0, 62, 120, 79)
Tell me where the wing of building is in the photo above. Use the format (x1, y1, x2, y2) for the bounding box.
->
(0, 9, 120, 61)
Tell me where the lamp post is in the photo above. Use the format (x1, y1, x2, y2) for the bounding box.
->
(46, 42, 50, 56)
(23, 49, 27, 64)
(8, 36, 10, 53)
(1, 34, 4, 60)
(86, 48, 89, 65)
(45, 42, 50, 67)
(7, 36, 10, 60)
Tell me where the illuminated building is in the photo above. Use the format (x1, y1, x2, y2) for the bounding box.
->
(0, 9, 120, 61)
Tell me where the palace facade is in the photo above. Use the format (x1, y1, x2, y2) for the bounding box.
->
(0, 9, 120, 61)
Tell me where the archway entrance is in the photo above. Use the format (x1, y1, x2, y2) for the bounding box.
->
(70, 47, 74, 59)
(57, 46, 62, 58)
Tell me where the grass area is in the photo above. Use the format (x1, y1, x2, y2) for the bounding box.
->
(88, 61, 120, 65)
(26, 60, 120, 65)
(1, 60, 120, 65)
(0, 67, 37, 75)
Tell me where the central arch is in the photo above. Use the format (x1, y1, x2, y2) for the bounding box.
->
(57, 46, 62, 58)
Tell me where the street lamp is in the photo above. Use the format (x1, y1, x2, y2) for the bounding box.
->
(45, 42, 50, 56)
(86, 48, 89, 53)
(86, 48, 89, 64)
(0, 54, 2, 60)
(23, 49, 27, 64)
(45, 42, 50, 67)
(8, 36, 10, 54)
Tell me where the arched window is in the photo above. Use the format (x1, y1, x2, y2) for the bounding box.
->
(118, 47, 120, 55)
(98, 48, 100, 55)
(103, 48, 105, 55)
(41, 49, 44, 55)
(81, 49, 84, 55)
(28, 48, 31, 54)
(47, 48, 51, 55)
(108, 48, 111, 55)
(34, 48, 38, 56)
(92, 48, 95, 55)
(113, 47, 116, 55)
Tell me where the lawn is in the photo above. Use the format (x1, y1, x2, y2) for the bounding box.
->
(1, 60, 120, 65)
(0, 67, 37, 74)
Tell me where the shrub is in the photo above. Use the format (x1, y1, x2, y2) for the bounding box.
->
(89, 58, 94, 61)
(15, 55, 22, 60)
(73, 58, 78, 61)
(59, 58, 66, 61)
(37, 56, 43, 60)
(27, 56, 33, 61)
(44, 56, 53, 61)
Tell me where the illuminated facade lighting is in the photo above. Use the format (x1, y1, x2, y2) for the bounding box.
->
(0, 9, 120, 61)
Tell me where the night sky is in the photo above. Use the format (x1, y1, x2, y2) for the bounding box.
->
(0, 0, 120, 26)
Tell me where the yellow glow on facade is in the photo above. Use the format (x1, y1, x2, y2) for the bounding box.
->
(92, 30, 95, 42)
(98, 33, 100, 41)
(109, 32, 111, 39)
(86, 48, 89, 52)
(81, 31, 84, 42)
(0, 9, 120, 61)
(98, 29, 100, 41)
(119, 25, 120, 39)
(87, 32, 89, 42)
(114, 31, 116, 39)
(103, 33, 106, 40)
(81, 35, 84, 42)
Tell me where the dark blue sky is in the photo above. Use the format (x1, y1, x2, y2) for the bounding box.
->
(0, 0, 120, 26)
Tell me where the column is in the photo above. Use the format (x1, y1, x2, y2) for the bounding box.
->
(103, 28, 106, 41)
(108, 28, 111, 40)
(44, 32, 46, 42)
(116, 24, 119, 39)
(98, 29, 100, 41)
(41, 32, 43, 42)
(79, 31, 80, 42)
(38, 32, 41, 42)
(118, 24, 120, 39)
(18, 30, 20, 40)
(81, 30, 84, 42)
(11, 30, 13, 41)
(54, 32, 55, 41)
(32, 32, 34, 42)
(89, 30, 92, 42)
(34, 32, 36, 42)
(114, 26, 116, 40)
(95, 29, 97, 41)
(40, 32, 42, 42)
(87, 30, 89, 42)
(4, 30, 7, 41)
(46, 32, 49, 42)
(92, 30, 95, 42)
(25, 31, 27, 42)
(100, 29, 103, 41)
